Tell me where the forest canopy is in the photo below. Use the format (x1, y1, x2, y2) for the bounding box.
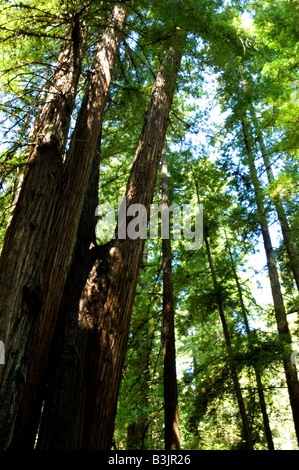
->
(0, 0, 298, 451)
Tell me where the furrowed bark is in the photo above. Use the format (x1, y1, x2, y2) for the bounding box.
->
(0, 19, 85, 449)
(6, 5, 127, 449)
(36, 140, 101, 450)
(161, 145, 180, 450)
(205, 232, 254, 450)
(80, 31, 186, 450)
(241, 116, 299, 445)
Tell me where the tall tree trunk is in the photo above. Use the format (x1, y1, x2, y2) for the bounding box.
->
(161, 145, 180, 450)
(250, 108, 299, 291)
(36, 135, 101, 450)
(0, 19, 85, 449)
(4, 5, 127, 449)
(204, 232, 254, 450)
(225, 233, 274, 450)
(126, 253, 154, 450)
(80, 31, 186, 450)
(241, 116, 299, 445)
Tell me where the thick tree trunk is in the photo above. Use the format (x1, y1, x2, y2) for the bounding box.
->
(205, 233, 254, 450)
(161, 146, 180, 450)
(241, 117, 299, 445)
(36, 138, 101, 450)
(80, 32, 186, 450)
(0, 20, 85, 449)
(250, 109, 299, 291)
(225, 233, 274, 450)
(2, 5, 127, 449)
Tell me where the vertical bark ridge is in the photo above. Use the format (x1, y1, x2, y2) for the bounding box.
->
(15, 5, 127, 449)
(0, 19, 85, 449)
(2, 5, 127, 449)
(36, 138, 101, 450)
(80, 30, 186, 450)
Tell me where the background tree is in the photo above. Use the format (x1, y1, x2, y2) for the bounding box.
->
(161, 144, 180, 450)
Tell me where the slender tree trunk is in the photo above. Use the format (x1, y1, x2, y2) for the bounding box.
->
(80, 31, 186, 450)
(250, 109, 299, 291)
(0, 19, 85, 449)
(126, 253, 154, 450)
(205, 232, 254, 450)
(161, 145, 180, 450)
(126, 389, 150, 450)
(127, 422, 144, 450)
(225, 233, 274, 450)
(241, 116, 299, 445)
(3, 6, 127, 449)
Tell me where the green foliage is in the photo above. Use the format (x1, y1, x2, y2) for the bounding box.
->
(1, 0, 298, 451)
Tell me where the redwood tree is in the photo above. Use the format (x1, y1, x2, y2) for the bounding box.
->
(36, 139, 101, 450)
(0, 4, 127, 449)
(78, 29, 186, 450)
(0, 14, 85, 448)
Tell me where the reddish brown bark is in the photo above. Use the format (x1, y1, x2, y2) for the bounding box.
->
(36, 141, 101, 450)
(13, 5, 127, 449)
(79, 32, 186, 449)
(0, 19, 85, 449)
(0, 6, 127, 449)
